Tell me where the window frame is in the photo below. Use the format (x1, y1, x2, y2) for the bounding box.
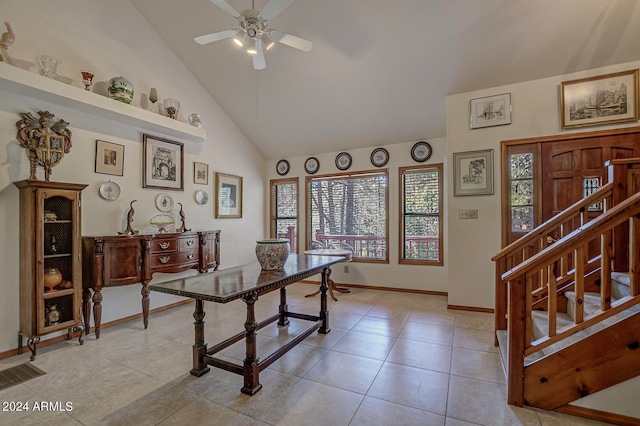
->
(305, 169, 389, 264)
(399, 163, 444, 266)
(269, 177, 299, 254)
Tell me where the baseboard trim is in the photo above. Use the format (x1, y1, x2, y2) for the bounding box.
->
(299, 280, 447, 296)
(0, 299, 193, 361)
(447, 304, 494, 313)
(556, 404, 640, 426)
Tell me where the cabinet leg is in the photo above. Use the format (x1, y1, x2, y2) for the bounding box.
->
(70, 325, 84, 345)
(141, 283, 150, 329)
(82, 288, 92, 335)
(92, 288, 103, 339)
(26, 337, 40, 361)
(18, 334, 23, 354)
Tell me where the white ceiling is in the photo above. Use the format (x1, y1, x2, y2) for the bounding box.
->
(131, 0, 640, 160)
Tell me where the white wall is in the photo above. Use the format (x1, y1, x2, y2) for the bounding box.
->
(0, 0, 265, 353)
(446, 59, 640, 309)
(265, 139, 449, 294)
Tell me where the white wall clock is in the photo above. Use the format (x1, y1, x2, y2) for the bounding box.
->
(411, 141, 432, 163)
(335, 152, 352, 171)
(370, 148, 389, 167)
(276, 159, 290, 176)
(304, 157, 320, 174)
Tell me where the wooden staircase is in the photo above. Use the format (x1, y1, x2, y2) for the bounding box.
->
(492, 159, 640, 424)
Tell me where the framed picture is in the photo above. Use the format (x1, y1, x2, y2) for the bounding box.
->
(561, 69, 639, 129)
(470, 93, 511, 129)
(193, 161, 209, 185)
(215, 172, 242, 218)
(95, 140, 124, 176)
(143, 134, 184, 191)
(453, 149, 494, 196)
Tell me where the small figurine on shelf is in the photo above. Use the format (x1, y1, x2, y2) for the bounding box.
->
(176, 202, 191, 232)
(81, 70, 94, 91)
(0, 22, 15, 64)
(118, 200, 140, 235)
(45, 304, 60, 326)
(49, 235, 57, 254)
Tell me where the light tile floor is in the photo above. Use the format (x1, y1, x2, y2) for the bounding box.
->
(0, 284, 614, 425)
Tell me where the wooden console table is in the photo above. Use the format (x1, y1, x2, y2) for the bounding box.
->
(149, 254, 345, 395)
(81, 230, 220, 338)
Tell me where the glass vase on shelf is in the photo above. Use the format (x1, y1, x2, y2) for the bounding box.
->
(163, 98, 180, 119)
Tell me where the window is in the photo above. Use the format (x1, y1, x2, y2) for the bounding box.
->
(510, 152, 534, 232)
(306, 170, 388, 262)
(400, 164, 443, 265)
(270, 178, 298, 253)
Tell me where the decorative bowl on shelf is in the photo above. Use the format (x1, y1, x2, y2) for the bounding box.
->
(107, 76, 134, 104)
(43, 268, 63, 292)
(44, 210, 57, 221)
(255, 239, 290, 271)
(150, 214, 175, 234)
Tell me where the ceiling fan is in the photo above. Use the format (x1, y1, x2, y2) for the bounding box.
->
(195, 0, 313, 70)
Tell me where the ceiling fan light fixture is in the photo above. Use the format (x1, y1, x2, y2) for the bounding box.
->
(232, 30, 246, 47)
(246, 39, 258, 55)
(261, 34, 275, 50)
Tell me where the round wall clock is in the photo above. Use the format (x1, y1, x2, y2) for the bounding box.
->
(304, 157, 320, 174)
(411, 141, 432, 162)
(370, 148, 389, 167)
(276, 159, 290, 176)
(335, 152, 352, 171)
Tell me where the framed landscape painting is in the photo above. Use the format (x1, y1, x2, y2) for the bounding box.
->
(95, 140, 124, 176)
(561, 69, 639, 129)
(470, 93, 511, 129)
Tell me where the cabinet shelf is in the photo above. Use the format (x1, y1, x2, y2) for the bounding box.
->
(45, 220, 72, 224)
(43, 288, 75, 299)
(0, 62, 205, 143)
(44, 253, 71, 259)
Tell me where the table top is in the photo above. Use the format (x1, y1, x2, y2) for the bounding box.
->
(149, 254, 345, 303)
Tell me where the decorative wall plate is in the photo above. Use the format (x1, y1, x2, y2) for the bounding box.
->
(99, 180, 121, 201)
(335, 152, 352, 171)
(195, 190, 209, 205)
(155, 193, 174, 212)
(276, 159, 290, 176)
(304, 157, 320, 174)
(411, 141, 432, 162)
(370, 148, 389, 167)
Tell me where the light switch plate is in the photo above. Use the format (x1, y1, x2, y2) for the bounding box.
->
(459, 209, 478, 219)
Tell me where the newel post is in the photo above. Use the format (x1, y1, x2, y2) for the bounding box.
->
(507, 274, 526, 406)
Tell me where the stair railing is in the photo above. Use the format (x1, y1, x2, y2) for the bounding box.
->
(500, 191, 640, 406)
(492, 183, 614, 338)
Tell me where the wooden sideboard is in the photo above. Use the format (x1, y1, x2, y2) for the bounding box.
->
(82, 230, 220, 338)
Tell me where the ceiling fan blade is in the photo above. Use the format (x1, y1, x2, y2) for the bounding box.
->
(260, 0, 296, 21)
(253, 39, 266, 70)
(269, 30, 313, 52)
(194, 29, 237, 45)
(209, 0, 241, 18)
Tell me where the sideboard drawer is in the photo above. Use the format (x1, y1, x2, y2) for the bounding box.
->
(179, 236, 198, 251)
(151, 237, 178, 253)
(151, 250, 199, 269)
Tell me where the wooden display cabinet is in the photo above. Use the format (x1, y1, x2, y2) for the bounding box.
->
(15, 180, 87, 360)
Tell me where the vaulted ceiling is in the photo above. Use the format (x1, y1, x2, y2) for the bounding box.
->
(131, 0, 640, 160)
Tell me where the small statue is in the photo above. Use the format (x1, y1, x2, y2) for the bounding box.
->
(16, 111, 72, 181)
(118, 200, 140, 235)
(0, 22, 15, 64)
(176, 202, 191, 232)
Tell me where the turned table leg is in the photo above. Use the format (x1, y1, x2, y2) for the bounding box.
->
(319, 267, 331, 334)
(278, 287, 290, 326)
(190, 299, 210, 377)
(241, 292, 262, 395)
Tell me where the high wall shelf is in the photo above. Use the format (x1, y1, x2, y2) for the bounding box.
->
(0, 61, 206, 143)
